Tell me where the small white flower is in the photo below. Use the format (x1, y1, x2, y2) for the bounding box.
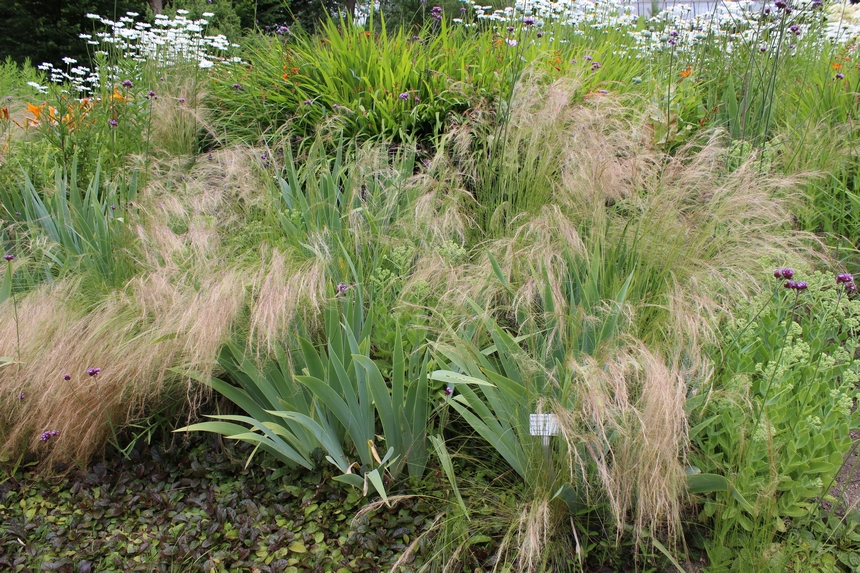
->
(198, 58, 214, 69)
(62, 57, 77, 65)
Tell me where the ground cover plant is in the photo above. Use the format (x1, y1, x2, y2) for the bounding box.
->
(2, 1, 860, 571)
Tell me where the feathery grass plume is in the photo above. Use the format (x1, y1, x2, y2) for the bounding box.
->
(247, 249, 327, 352)
(147, 78, 211, 158)
(0, 270, 244, 467)
(775, 119, 860, 245)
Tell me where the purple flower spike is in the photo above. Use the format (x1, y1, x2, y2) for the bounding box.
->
(837, 273, 854, 284)
(399, 92, 409, 100)
(63, 374, 71, 381)
(781, 268, 795, 279)
(40, 431, 51, 442)
(4, 254, 14, 261)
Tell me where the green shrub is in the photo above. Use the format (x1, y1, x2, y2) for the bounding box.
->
(689, 269, 860, 568)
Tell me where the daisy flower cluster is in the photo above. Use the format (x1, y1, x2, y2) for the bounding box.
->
(86, 10, 239, 67)
(460, 0, 638, 28)
(28, 10, 240, 97)
(458, 0, 859, 55)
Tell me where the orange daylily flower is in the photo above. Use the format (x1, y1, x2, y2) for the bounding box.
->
(24, 102, 56, 127)
(680, 67, 693, 79)
(832, 62, 843, 70)
(111, 88, 132, 103)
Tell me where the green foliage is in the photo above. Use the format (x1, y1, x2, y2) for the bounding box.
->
(0, 434, 439, 571)
(209, 17, 546, 144)
(689, 270, 860, 565)
(178, 286, 432, 501)
(0, 160, 138, 292)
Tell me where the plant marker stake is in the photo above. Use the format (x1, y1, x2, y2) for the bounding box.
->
(530, 413, 558, 482)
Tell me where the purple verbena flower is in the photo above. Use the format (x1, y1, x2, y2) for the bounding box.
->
(399, 92, 409, 100)
(591, 61, 602, 71)
(4, 254, 14, 261)
(87, 367, 101, 377)
(444, 386, 453, 396)
(178, 97, 186, 103)
(537, 32, 543, 38)
(18, 392, 24, 400)
(524, 17, 535, 26)
(774, 0, 787, 8)
(110, 205, 116, 211)
(507, 26, 515, 32)
(232, 83, 243, 90)
(109, 119, 118, 127)
(40, 431, 51, 442)
(51, 430, 59, 437)
(147, 90, 157, 99)
(847, 282, 857, 293)
(836, 73, 845, 80)
(336, 283, 349, 294)
(781, 268, 795, 279)
(760, 45, 767, 52)
(63, 374, 71, 381)
(121, 79, 133, 88)
(837, 273, 854, 284)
